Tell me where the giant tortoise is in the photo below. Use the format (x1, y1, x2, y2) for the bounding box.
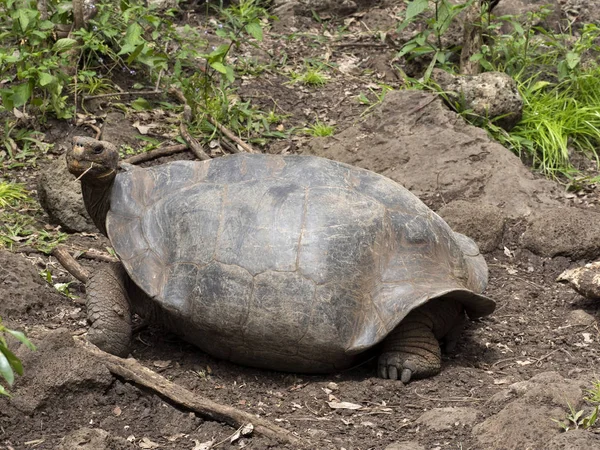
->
(67, 136, 495, 383)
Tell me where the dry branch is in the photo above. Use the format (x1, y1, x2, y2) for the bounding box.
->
(123, 144, 188, 165)
(180, 122, 212, 161)
(52, 245, 90, 283)
(76, 339, 308, 447)
(206, 116, 258, 154)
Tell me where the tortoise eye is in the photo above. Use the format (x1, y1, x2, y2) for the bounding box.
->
(92, 145, 104, 154)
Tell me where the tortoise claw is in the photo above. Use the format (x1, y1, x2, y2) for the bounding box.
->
(378, 353, 418, 383)
(401, 368, 412, 384)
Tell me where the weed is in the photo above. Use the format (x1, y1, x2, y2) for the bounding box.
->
(304, 120, 335, 137)
(0, 181, 29, 208)
(553, 402, 598, 432)
(0, 316, 36, 397)
(396, 0, 475, 80)
(0, 186, 67, 253)
(289, 63, 329, 87)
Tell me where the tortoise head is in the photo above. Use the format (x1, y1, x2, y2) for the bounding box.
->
(67, 136, 119, 185)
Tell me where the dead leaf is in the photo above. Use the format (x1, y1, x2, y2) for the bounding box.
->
(139, 437, 160, 449)
(327, 401, 362, 410)
(192, 439, 215, 450)
(230, 423, 254, 443)
(583, 333, 593, 343)
(503, 246, 514, 258)
(113, 406, 122, 416)
(165, 433, 185, 442)
(516, 360, 533, 366)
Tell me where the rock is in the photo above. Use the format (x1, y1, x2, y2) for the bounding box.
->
(521, 207, 600, 260)
(304, 89, 561, 218)
(415, 406, 479, 431)
(0, 250, 65, 320)
(438, 200, 506, 253)
(547, 428, 600, 449)
(9, 329, 113, 415)
(557, 262, 600, 300)
(58, 427, 134, 450)
(385, 441, 426, 450)
(566, 310, 597, 327)
(37, 157, 97, 233)
(488, 372, 584, 408)
(431, 69, 523, 130)
(473, 400, 564, 450)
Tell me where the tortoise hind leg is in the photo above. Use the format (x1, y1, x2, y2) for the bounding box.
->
(378, 298, 464, 383)
(86, 262, 132, 357)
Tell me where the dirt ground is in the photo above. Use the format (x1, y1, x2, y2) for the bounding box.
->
(2, 1, 600, 449)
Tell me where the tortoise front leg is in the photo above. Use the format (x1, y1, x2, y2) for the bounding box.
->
(378, 298, 464, 383)
(86, 262, 132, 357)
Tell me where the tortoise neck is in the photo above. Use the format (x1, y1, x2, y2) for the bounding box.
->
(82, 180, 113, 236)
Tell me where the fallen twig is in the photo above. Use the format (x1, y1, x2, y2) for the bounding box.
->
(123, 144, 188, 165)
(52, 245, 90, 283)
(180, 121, 211, 161)
(168, 87, 258, 154)
(76, 338, 308, 447)
(83, 90, 164, 102)
(206, 116, 258, 154)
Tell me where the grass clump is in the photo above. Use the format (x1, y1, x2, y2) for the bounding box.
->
(304, 120, 335, 137)
(0, 181, 29, 208)
(0, 181, 67, 253)
(289, 64, 329, 86)
(553, 380, 600, 432)
(503, 73, 600, 177)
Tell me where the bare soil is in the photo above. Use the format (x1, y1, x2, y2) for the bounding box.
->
(2, 1, 600, 449)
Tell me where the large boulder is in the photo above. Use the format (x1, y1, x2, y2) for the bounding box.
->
(304, 89, 560, 218)
(38, 157, 97, 233)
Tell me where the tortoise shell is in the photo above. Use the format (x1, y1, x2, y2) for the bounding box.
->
(106, 154, 494, 372)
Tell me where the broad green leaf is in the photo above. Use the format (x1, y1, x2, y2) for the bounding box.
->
(16, 8, 36, 32)
(0, 344, 22, 376)
(6, 330, 36, 351)
(0, 384, 9, 397)
(11, 83, 32, 108)
(119, 23, 144, 55)
(225, 66, 235, 83)
(126, 43, 145, 65)
(566, 51, 580, 70)
(210, 61, 228, 74)
(405, 0, 429, 21)
(0, 349, 14, 386)
(131, 97, 152, 111)
(38, 72, 55, 87)
(53, 38, 78, 52)
(245, 22, 263, 41)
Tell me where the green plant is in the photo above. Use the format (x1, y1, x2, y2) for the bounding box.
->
(396, 0, 475, 79)
(0, 181, 28, 208)
(497, 71, 600, 177)
(304, 120, 335, 137)
(554, 402, 598, 432)
(0, 317, 36, 397)
(289, 62, 329, 86)
(0, 185, 67, 253)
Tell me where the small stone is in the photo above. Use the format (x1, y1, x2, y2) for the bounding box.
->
(327, 382, 339, 391)
(415, 407, 479, 431)
(567, 309, 596, 327)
